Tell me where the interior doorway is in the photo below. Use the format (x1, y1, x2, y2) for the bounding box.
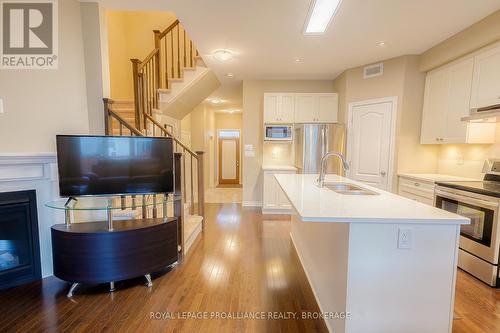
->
(346, 97, 397, 191)
(218, 130, 240, 185)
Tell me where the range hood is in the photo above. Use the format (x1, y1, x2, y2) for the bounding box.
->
(461, 104, 500, 122)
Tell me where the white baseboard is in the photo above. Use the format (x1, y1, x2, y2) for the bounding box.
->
(185, 219, 202, 255)
(242, 201, 262, 207)
(262, 208, 292, 215)
(290, 233, 332, 333)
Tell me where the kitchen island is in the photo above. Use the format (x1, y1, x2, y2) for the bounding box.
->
(275, 174, 469, 333)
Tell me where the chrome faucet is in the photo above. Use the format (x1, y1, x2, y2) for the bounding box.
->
(317, 152, 350, 188)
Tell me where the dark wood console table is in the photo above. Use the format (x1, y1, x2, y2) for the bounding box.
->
(51, 217, 178, 297)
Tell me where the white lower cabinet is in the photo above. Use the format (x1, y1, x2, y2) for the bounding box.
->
(397, 176, 435, 206)
(263, 170, 296, 214)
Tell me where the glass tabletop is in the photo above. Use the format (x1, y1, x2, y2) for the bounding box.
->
(45, 194, 180, 211)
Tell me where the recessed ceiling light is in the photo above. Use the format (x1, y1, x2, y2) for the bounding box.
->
(304, 0, 343, 35)
(213, 49, 233, 62)
(377, 41, 386, 47)
(226, 73, 234, 78)
(221, 109, 239, 113)
(294, 57, 303, 63)
(208, 98, 222, 104)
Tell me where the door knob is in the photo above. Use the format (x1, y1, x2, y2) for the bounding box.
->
(380, 170, 386, 176)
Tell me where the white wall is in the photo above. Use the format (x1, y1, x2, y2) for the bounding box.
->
(0, 0, 90, 152)
(333, 56, 440, 190)
(81, 2, 108, 135)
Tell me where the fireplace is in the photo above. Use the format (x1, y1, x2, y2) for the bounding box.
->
(0, 190, 41, 290)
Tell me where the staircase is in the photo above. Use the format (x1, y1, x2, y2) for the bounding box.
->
(103, 19, 213, 257)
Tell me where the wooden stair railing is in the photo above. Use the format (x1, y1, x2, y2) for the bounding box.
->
(103, 98, 143, 136)
(131, 19, 199, 132)
(103, 98, 205, 219)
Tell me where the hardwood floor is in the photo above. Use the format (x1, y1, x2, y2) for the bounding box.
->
(453, 269, 500, 333)
(0, 204, 327, 332)
(0, 203, 499, 332)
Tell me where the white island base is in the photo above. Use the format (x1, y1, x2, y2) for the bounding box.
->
(276, 174, 467, 333)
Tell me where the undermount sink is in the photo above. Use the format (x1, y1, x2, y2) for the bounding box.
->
(323, 182, 379, 195)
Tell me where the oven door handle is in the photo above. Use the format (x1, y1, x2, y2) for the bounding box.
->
(435, 189, 500, 209)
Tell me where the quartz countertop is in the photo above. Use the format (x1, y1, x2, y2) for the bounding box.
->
(274, 174, 469, 225)
(398, 173, 480, 183)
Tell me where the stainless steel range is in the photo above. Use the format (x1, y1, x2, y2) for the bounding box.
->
(435, 160, 500, 287)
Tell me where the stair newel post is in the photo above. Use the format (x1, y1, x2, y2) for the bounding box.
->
(174, 152, 185, 260)
(196, 151, 205, 223)
(131, 59, 143, 130)
(103, 98, 111, 135)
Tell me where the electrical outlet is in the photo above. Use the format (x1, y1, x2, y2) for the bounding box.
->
(398, 228, 412, 249)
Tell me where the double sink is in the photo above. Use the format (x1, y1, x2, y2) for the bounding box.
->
(322, 182, 379, 195)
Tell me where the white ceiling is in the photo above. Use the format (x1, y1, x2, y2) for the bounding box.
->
(99, 0, 500, 108)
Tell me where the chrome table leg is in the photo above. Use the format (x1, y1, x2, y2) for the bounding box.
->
(109, 281, 116, 292)
(67, 282, 80, 298)
(145, 274, 153, 287)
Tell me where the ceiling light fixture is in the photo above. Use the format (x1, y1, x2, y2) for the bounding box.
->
(226, 73, 234, 78)
(294, 57, 303, 63)
(213, 49, 233, 62)
(304, 0, 343, 35)
(208, 98, 222, 104)
(377, 41, 386, 47)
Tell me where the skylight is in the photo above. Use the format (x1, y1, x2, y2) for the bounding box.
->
(304, 0, 343, 35)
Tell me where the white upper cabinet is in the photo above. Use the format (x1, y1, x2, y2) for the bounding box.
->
(421, 67, 448, 143)
(294, 93, 338, 123)
(317, 93, 339, 123)
(421, 57, 496, 144)
(264, 93, 338, 124)
(280, 94, 295, 123)
(470, 44, 500, 109)
(263, 93, 295, 124)
(444, 59, 474, 143)
(294, 94, 316, 123)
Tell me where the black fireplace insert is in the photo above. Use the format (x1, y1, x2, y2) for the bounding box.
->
(0, 190, 41, 290)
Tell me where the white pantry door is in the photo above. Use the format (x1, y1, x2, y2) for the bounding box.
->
(347, 98, 396, 190)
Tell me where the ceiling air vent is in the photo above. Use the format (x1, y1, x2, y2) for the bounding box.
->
(363, 63, 384, 79)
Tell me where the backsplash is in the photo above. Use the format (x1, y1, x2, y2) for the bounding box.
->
(262, 142, 294, 166)
(437, 143, 498, 179)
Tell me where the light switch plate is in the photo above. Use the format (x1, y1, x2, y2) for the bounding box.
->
(244, 150, 255, 157)
(0, 98, 4, 114)
(398, 228, 412, 249)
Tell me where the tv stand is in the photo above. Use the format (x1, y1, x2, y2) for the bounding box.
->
(46, 195, 180, 297)
(51, 217, 178, 297)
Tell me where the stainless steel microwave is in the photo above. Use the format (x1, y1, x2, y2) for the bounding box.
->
(264, 125, 293, 141)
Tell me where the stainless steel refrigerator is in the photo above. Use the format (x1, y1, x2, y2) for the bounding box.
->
(294, 124, 346, 175)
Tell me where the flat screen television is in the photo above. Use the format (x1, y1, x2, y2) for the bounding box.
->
(56, 135, 174, 197)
